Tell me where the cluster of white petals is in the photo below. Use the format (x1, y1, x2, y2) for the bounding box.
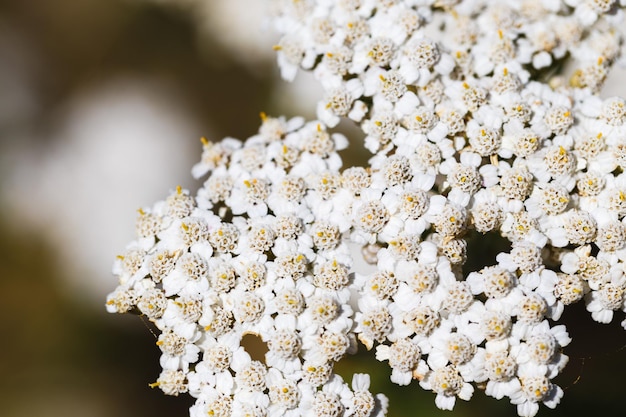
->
(108, 1, 626, 416)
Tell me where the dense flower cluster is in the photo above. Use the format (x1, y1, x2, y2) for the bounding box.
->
(108, 1, 626, 417)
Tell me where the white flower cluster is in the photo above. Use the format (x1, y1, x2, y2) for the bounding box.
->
(107, 117, 389, 417)
(108, 1, 626, 417)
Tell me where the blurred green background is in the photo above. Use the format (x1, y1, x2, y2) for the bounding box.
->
(1, 1, 626, 416)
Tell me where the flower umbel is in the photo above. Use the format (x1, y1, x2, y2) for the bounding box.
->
(107, 1, 626, 417)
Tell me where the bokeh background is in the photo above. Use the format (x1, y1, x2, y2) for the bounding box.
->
(1, 1, 626, 416)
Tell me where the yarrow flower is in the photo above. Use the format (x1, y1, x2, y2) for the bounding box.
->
(107, 1, 626, 416)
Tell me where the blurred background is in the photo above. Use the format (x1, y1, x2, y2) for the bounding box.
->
(1, 1, 625, 416)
